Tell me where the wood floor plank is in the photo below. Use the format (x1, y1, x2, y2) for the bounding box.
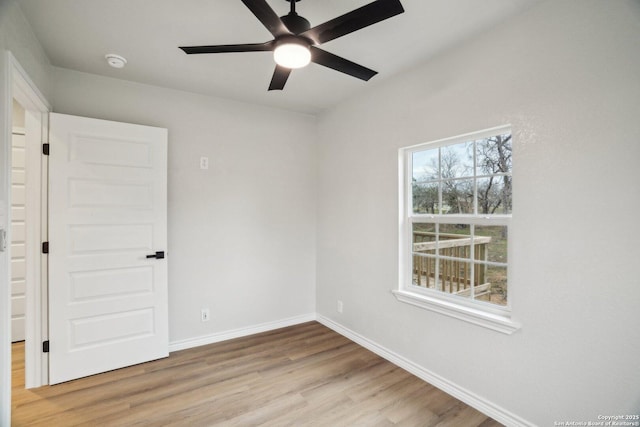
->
(382, 385, 439, 424)
(12, 322, 502, 426)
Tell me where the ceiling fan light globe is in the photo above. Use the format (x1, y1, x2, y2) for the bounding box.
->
(274, 43, 311, 69)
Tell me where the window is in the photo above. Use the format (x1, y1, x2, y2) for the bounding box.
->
(394, 126, 520, 334)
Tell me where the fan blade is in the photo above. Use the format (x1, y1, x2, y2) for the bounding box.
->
(310, 47, 377, 81)
(180, 42, 274, 55)
(268, 65, 292, 91)
(241, 0, 291, 38)
(301, 0, 404, 45)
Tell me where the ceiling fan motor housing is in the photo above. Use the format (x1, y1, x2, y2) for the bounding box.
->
(280, 12, 311, 35)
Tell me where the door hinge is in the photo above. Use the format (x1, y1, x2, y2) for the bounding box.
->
(43, 340, 50, 353)
(42, 241, 49, 254)
(43, 143, 50, 155)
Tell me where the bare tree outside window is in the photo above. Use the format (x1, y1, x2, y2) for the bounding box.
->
(412, 134, 512, 215)
(477, 134, 512, 215)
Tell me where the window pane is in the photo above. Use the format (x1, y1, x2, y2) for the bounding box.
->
(476, 134, 512, 176)
(413, 223, 436, 242)
(438, 223, 472, 260)
(476, 133, 512, 214)
(441, 142, 473, 179)
(477, 177, 512, 215)
(412, 182, 439, 214)
(440, 259, 472, 297)
(412, 223, 436, 288)
(437, 224, 472, 297)
(413, 254, 437, 288)
(442, 179, 473, 214)
(475, 226, 508, 263)
(412, 149, 439, 182)
(475, 263, 508, 306)
(439, 223, 470, 236)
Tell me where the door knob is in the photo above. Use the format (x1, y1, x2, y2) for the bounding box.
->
(146, 251, 165, 259)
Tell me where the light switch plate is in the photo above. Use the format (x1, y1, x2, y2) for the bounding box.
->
(200, 157, 209, 170)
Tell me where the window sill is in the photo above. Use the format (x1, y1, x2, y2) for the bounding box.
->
(392, 289, 521, 334)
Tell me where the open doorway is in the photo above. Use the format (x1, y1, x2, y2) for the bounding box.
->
(10, 99, 26, 344)
(10, 98, 30, 397)
(5, 53, 50, 395)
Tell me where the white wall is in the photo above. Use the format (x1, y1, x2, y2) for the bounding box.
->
(51, 68, 317, 344)
(316, 0, 640, 425)
(0, 0, 52, 422)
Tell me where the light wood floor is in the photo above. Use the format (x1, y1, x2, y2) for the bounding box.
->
(12, 322, 502, 426)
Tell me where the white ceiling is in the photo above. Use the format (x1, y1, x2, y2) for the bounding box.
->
(19, 0, 541, 114)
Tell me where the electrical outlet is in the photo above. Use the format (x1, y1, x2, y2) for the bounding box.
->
(337, 300, 343, 314)
(200, 156, 209, 170)
(201, 308, 210, 322)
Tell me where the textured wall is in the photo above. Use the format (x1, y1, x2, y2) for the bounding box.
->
(316, 0, 640, 424)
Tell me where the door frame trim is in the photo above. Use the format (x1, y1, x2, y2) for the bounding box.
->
(3, 51, 51, 398)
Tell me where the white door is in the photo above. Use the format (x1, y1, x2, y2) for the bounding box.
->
(48, 113, 168, 384)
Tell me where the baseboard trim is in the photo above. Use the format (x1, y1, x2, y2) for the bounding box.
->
(317, 315, 533, 427)
(169, 313, 317, 352)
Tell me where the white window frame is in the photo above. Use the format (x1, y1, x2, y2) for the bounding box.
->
(393, 125, 521, 334)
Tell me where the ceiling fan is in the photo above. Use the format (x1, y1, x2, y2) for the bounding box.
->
(179, 0, 405, 91)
